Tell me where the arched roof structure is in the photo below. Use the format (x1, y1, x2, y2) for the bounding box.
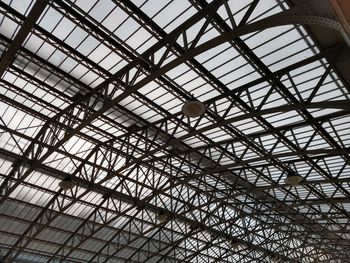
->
(0, 0, 350, 262)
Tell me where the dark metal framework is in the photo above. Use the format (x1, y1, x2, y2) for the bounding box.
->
(0, 0, 349, 262)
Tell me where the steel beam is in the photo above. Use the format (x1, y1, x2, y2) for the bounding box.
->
(0, 0, 48, 77)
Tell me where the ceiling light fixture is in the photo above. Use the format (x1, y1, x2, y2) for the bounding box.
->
(284, 173, 303, 187)
(59, 178, 75, 191)
(230, 240, 239, 250)
(181, 100, 205, 118)
(156, 210, 168, 223)
(270, 255, 279, 262)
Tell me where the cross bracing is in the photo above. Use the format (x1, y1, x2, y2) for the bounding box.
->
(0, 0, 350, 262)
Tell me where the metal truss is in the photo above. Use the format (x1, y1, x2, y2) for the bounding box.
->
(0, 0, 350, 262)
